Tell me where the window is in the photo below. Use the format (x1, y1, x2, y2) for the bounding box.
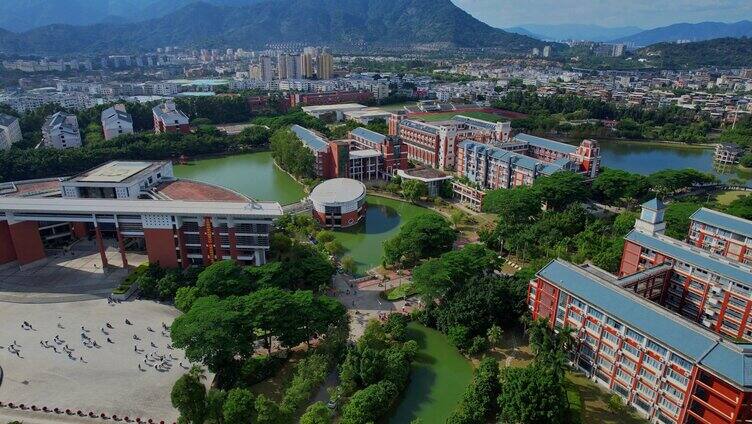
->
(568, 309, 582, 322)
(602, 331, 619, 346)
(585, 320, 600, 334)
(636, 381, 656, 399)
(643, 354, 662, 371)
(662, 382, 684, 402)
(597, 356, 613, 372)
(622, 342, 640, 359)
(659, 396, 679, 415)
(647, 340, 668, 358)
(600, 344, 616, 358)
(670, 353, 692, 371)
(616, 368, 633, 385)
(588, 306, 604, 321)
(666, 368, 689, 387)
(605, 317, 623, 330)
(640, 368, 657, 384)
(626, 328, 645, 344)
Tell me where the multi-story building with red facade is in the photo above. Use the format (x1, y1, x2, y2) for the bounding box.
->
(688, 208, 752, 265)
(0, 161, 281, 269)
(349, 127, 407, 175)
(455, 135, 600, 190)
(529, 259, 752, 424)
(288, 90, 373, 108)
(291, 125, 388, 181)
(309, 178, 367, 229)
(152, 101, 190, 134)
(387, 113, 512, 170)
(620, 199, 752, 342)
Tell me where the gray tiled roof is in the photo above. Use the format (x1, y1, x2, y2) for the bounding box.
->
(690, 207, 752, 240)
(625, 230, 752, 285)
(538, 259, 752, 388)
(351, 127, 386, 145)
(513, 133, 578, 154)
(400, 119, 439, 135)
(0, 113, 18, 127)
(291, 125, 328, 152)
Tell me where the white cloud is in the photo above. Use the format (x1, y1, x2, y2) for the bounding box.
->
(451, 0, 752, 28)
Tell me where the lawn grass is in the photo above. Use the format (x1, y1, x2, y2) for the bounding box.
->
(382, 283, 418, 300)
(415, 111, 508, 123)
(715, 190, 749, 205)
(379, 101, 419, 111)
(566, 372, 648, 424)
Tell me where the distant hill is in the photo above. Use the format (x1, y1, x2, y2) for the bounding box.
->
(507, 24, 642, 42)
(0, 0, 546, 55)
(0, 0, 266, 32)
(637, 37, 752, 68)
(614, 20, 752, 46)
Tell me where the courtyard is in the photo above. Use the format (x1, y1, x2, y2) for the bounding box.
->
(0, 241, 195, 423)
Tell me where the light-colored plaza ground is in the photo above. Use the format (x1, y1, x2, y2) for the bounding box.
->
(0, 299, 194, 423)
(0, 241, 198, 423)
(0, 240, 147, 304)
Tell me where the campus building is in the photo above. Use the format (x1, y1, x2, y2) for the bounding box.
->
(454, 135, 600, 190)
(0, 161, 282, 269)
(529, 259, 752, 424)
(291, 125, 386, 181)
(101, 104, 134, 140)
(387, 113, 512, 170)
(349, 127, 408, 175)
(688, 208, 752, 265)
(0, 113, 22, 150)
(309, 178, 366, 229)
(41, 112, 81, 149)
(152, 101, 190, 134)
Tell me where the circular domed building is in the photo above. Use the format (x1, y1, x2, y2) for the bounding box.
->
(309, 178, 367, 228)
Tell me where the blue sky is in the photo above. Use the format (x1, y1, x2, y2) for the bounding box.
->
(452, 0, 752, 29)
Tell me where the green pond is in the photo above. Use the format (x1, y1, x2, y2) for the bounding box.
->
(174, 153, 434, 272)
(174, 151, 306, 205)
(389, 323, 474, 424)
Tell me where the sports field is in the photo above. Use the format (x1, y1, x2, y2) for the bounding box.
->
(414, 110, 509, 122)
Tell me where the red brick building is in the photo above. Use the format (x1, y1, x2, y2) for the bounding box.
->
(152, 101, 190, 134)
(288, 90, 373, 108)
(309, 178, 367, 229)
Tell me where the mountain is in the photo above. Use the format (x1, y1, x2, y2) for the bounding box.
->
(505, 27, 542, 39)
(637, 37, 752, 68)
(0, 0, 267, 32)
(507, 24, 642, 42)
(615, 20, 752, 46)
(0, 0, 546, 55)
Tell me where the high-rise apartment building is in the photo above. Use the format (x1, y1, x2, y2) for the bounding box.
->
(300, 53, 314, 79)
(259, 55, 273, 82)
(317, 51, 334, 80)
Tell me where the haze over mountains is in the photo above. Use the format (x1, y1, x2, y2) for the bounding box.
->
(506, 24, 643, 42)
(0, 0, 545, 55)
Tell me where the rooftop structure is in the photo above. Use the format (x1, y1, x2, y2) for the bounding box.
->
(152, 101, 189, 134)
(301, 103, 367, 121)
(689, 207, 752, 264)
(101, 104, 134, 140)
(530, 259, 752, 424)
(309, 178, 367, 228)
(0, 161, 282, 270)
(41, 112, 81, 150)
(0, 113, 22, 150)
(396, 168, 452, 197)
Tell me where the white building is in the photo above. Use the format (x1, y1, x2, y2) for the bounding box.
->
(0, 113, 22, 150)
(41, 112, 81, 150)
(101, 104, 134, 141)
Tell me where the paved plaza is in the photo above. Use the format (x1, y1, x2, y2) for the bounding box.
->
(0, 298, 196, 423)
(0, 240, 146, 304)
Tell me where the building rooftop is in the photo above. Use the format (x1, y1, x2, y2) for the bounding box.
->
(513, 133, 578, 154)
(301, 103, 366, 113)
(625, 229, 752, 286)
(452, 114, 503, 129)
(350, 127, 387, 145)
(154, 179, 249, 202)
(538, 259, 752, 388)
(0, 197, 282, 218)
(642, 198, 666, 211)
(101, 104, 133, 125)
(0, 113, 19, 127)
(43, 112, 78, 135)
(349, 149, 381, 159)
(690, 207, 752, 240)
(309, 178, 366, 205)
(397, 168, 452, 182)
(152, 102, 188, 124)
(291, 125, 329, 152)
(0, 178, 62, 197)
(400, 119, 439, 135)
(69, 161, 166, 184)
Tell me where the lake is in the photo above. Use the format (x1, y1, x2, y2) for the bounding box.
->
(174, 153, 433, 272)
(389, 323, 473, 423)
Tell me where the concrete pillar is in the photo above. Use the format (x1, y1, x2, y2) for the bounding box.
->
(176, 227, 190, 269)
(143, 228, 179, 268)
(8, 221, 46, 265)
(116, 228, 128, 268)
(94, 225, 109, 268)
(0, 221, 17, 264)
(228, 227, 239, 261)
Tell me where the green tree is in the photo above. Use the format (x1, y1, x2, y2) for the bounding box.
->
(401, 179, 428, 202)
(498, 364, 568, 424)
(341, 255, 357, 276)
(171, 370, 207, 424)
(726, 194, 752, 220)
(340, 381, 398, 424)
(254, 394, 284, 424)
(383, 214, 456, 266)
(324, 240, 344, 256)
(270, 128, 315, 179)
(175, 286, 200, 313)
(205, 388, 227, 424)
(664, 201, 704, 239)
(592, 168, 650, 205)
(300, 402, 332, 424)
(532, 172, 589, 211)
(482, 186, 542, 223)
(447, 357, 501, 424)
(195, 260, 252, 297)
(223, 388, 255, 424)
(487, 325, 503, 348)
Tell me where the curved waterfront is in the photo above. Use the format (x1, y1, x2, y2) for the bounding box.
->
(389, 323, 473, 424)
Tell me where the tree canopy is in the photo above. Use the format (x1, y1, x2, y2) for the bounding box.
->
(383, 214, 456, 266)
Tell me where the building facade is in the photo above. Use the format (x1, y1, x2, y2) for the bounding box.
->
(529, 259, 752, 424)
(152, 101, 190, 134)
(688, 208, 752, 265)
(349, 127, 408, 175)
(101, 104, 134, 140)
(309, 178, 367, 229)
(0, 113, 22, 150)
(0, 161, 282, 269)
(41, 112, 81, 149)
